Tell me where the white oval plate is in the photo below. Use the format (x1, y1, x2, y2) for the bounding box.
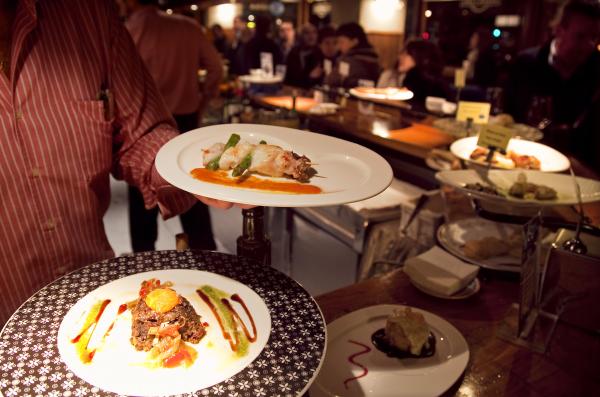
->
(310, 304, 469, 397)
(156, 124, 393, 207)
(450, 136, 569, 172)
(410, 276, 481, 300)
(349, 87, 414, 101)
(436, 169, 600, 207)
(57, 269, 271, 397)
(437, 218, 522, 272)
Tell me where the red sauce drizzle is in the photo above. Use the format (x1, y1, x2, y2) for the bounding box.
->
(71, 299, 111, 343)
(222, 294, 257, 342)
(196, 290, 258, 352)
(197, 289, 235, 350)
(102, 303, 129, 340)
(344, 340, 372, 389)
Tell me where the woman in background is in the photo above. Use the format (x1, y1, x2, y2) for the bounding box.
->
(324, 23, 379, 88)
(378, 38, 447, 104)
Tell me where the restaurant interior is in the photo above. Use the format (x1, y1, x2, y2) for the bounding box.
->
(1, 0, 599, 396)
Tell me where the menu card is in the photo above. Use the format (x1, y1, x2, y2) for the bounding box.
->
(456, 101, 490, 124)
(454, 68, 466, 88)
(339, 61, 350, 78)
(518, 213, 542, 337)
(260, 52, 273, 76)
(477, 124, 513, 151)
(323, 59, 332, 76)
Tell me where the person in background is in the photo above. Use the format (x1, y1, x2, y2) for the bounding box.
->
(227, 19, 254, 76)
(243, 15, 282, 75)
(324, 22, 379, 89)
(124, 0, 223, 252)
(504, 0, 599, 169)
(464, 26, 498, 88)
(308, 26, 339, 84)
(284, 23, 321, 88)
(211, 24, 230, 56)
(278, 19, 296, 61)
(0, 0, 240, 326)
(377, 38, 447, 105)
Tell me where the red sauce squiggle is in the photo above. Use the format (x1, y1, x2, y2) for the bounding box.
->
(197, 290, 237, 351)
(71, 299, 111, 344)
(343, 340, 372, 389)
(102, 303, 129, 341)
(223, 294, 257, 342)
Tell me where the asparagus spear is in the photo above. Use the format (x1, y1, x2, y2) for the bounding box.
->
(206, 133, 241, 170)
(232, 140, 267, 177)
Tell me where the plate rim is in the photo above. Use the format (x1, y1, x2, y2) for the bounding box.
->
(349, 87, 414, 101)
(310, 303, 469, 397)
(449, 136, 570, 173)
(409, 275, 481, 300)
(0, 251, 327, 397)
(155, 124, 394, 207)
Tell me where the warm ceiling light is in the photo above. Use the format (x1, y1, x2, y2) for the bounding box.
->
(248, 14, 255, 21)
(190, 4, 198, 11)
(166, 8, 173, 15)
(425, 9, 432, 18)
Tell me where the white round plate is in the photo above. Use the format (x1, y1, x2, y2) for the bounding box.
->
(437, 218, 522, 272)
(156, 124, 393, 207)
(410, 276, 481, 300)
(57, 269, 271, 396)
(450, 136, 569, 172)
(349, 87, 414, 101)
(239, 74, 283, 84)
(436, 169, 600, 207)
(310, 304, 469, 397)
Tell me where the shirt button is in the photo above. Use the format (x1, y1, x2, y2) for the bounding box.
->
(31, 167, 41, 178)
(43, 218, 57, 231)
(15, 109, 23, 120)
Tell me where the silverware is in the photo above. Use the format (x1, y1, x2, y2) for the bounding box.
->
(562, 168, 587, 254)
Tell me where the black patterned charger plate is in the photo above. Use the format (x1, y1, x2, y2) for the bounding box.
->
(0, 251, 326, 397)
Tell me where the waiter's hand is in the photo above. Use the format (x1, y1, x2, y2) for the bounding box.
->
(194, 194, 255, 210)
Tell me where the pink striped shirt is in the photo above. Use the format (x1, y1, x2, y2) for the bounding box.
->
(0, 0, 195, 325)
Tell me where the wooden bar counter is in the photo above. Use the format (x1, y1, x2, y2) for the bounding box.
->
(314, 269, 600, 397)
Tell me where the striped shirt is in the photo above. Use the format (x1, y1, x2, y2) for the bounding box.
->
(0, 0, 195, 325)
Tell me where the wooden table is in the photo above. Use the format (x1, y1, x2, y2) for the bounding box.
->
(315, 269, 600, 396)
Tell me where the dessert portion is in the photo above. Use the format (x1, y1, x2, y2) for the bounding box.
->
(130, 279, 206, 368)
(463, 232, 522, 260)
(371, 308, 435, 358)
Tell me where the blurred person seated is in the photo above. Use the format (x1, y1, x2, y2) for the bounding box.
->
(284, 23, 321, 88)
(377, 38, 447, 105)
(505, 0, 599, 168)
(243, 15, 283, 75)
(125, 0, 223, 251)
(308, 26, 339, 84)
(324, 22, 380, 89)
(277, 19, 296, 61)
(464, 26, 499, 88)
(211, 24, 230, 56)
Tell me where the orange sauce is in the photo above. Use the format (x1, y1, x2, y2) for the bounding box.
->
(191, 168, 321, 194)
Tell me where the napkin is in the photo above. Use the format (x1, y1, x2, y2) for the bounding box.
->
(404, 246, 479, 296)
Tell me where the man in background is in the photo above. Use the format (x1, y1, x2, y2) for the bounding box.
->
(505, 0, 599, 169)
(277, 19, 296, 61)
(124, 0, 223, 251)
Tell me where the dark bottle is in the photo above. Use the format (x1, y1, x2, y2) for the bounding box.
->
(237, 207, 271, 266)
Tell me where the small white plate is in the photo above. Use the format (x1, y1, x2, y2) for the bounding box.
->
(410, 276, 481, 300)
(156, 124, 393, 207)
(437, 218, 522, 272)
(239, 74, 283, 84)
(349, 87, 414, 101)
(310, 304, 469, 397)
(450, 136, 569, 172)
(436, 169, 600, 207)
(57, 269, 271, 396)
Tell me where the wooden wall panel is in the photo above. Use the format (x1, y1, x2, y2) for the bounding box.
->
(367, 33, 404, 71)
